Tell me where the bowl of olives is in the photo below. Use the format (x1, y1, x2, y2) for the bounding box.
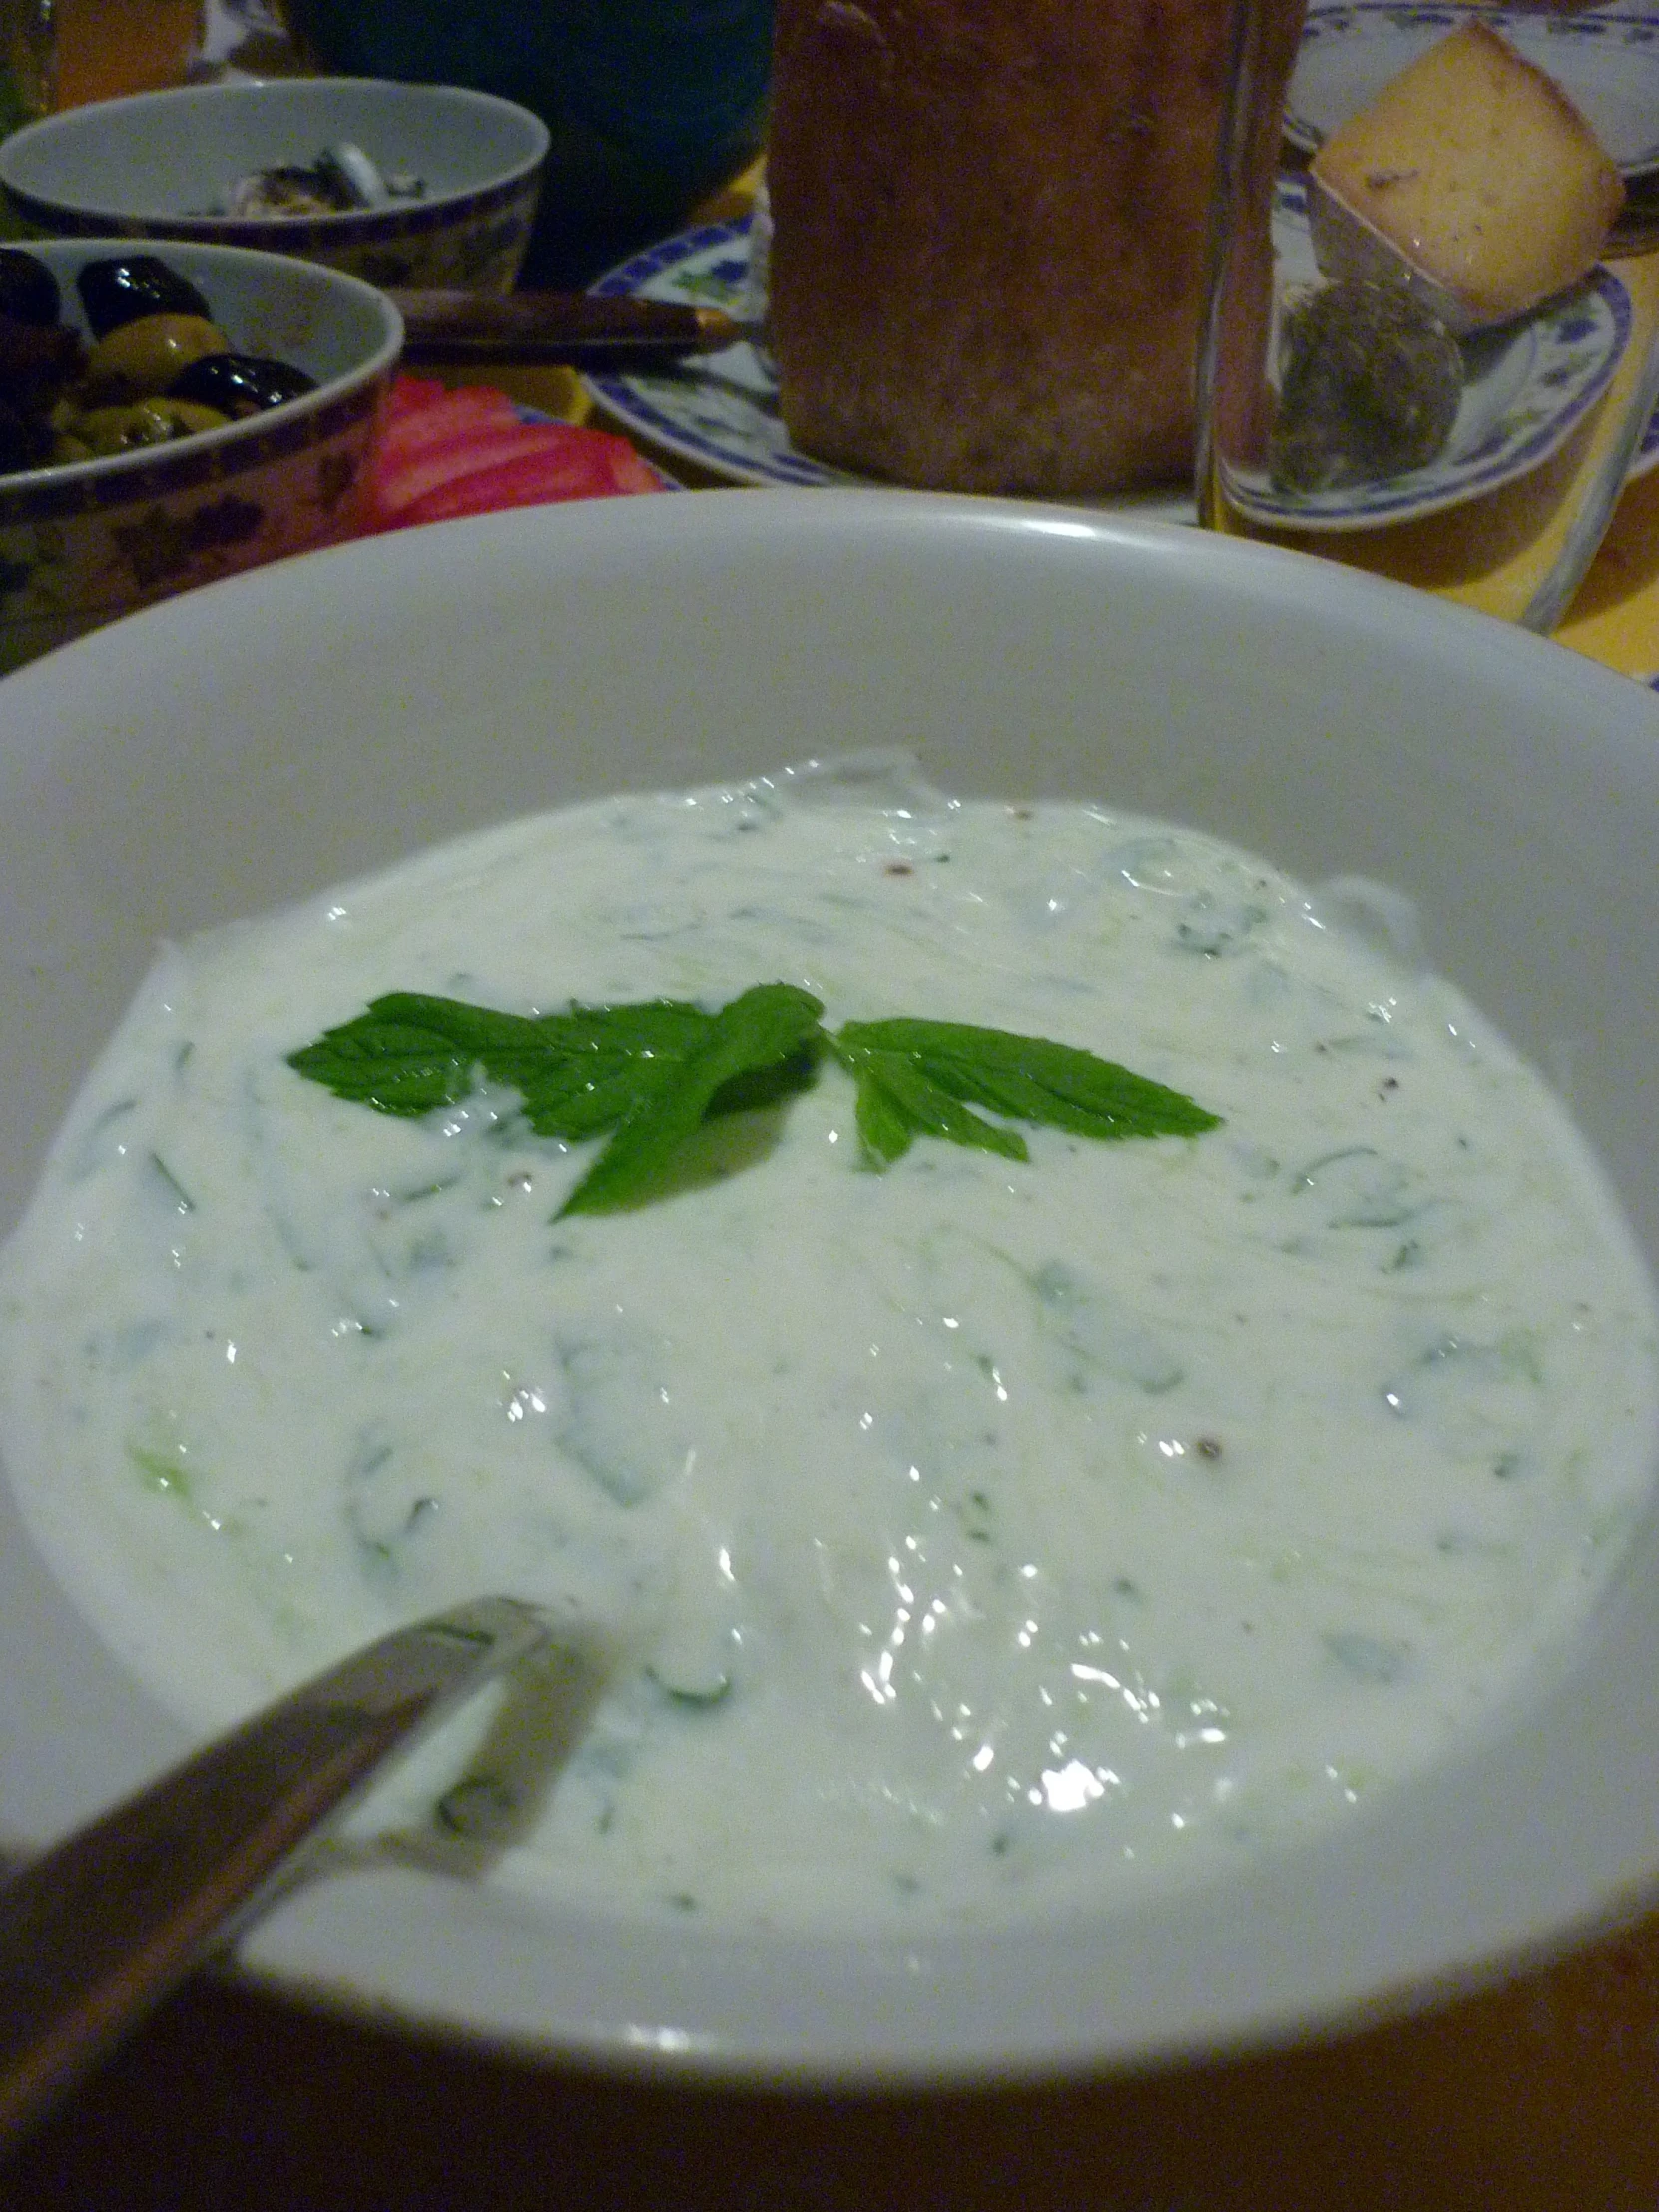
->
(0, 237, 401, 672)
(0, 77, 549, 295)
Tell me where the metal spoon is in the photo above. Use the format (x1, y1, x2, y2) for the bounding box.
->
(0, 1596, 552, 2154)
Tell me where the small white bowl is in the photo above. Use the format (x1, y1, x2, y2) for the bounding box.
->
(0, 236, 401, 671)
(0, 78, 549, 294)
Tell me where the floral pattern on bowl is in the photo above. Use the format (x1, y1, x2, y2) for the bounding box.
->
(0, 380, 384, 674)
(0, 237, 400, 673)
(0, 79, 549, 296)
(4, 173, 540, 297)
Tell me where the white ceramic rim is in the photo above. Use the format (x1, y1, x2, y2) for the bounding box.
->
(2, 489, 1657, 2085)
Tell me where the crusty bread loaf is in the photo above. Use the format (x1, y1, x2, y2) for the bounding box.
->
(765, 0, 1239, 494)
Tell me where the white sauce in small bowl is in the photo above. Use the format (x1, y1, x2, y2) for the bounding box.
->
(2, 758, 1654, 1931)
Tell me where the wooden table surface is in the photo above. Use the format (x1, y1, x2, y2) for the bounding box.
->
(6, 8, 1659, 2205)
(7, 1919, 1659, 2209)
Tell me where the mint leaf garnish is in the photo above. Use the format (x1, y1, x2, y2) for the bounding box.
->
(513, 1003, 717, 1140)
(832, 1018, 1223, 1164)
(559, 983, 826, 1216)
(831, 1031, 1031, 1167)
(288, 984, 1221, 1212)
(286, 992, 717, 1137)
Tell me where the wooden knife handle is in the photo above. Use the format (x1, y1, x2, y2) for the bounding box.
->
(389, 288, 746, 366)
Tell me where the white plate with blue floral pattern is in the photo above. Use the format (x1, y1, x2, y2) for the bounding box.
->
(1284, 2, 1659, 178)
(582, 218, 1195, 522)
(1222, 176, 1632, 534)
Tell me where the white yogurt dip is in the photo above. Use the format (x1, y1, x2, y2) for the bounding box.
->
(2, 757, 1654, 1930)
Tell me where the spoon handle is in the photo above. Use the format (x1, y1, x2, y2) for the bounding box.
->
(0, 1595, 550, 2152)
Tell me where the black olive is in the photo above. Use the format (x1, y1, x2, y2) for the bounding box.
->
(0, 249, 59, 329)
(0, 313, 84, 412)
(0, 393, 54, 474)
(166, 351, 316, 417)
(76, 255, 213, 340)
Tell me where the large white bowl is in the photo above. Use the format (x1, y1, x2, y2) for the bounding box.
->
(0, 78, 549, 294)
(1, 490, 1657, 2080)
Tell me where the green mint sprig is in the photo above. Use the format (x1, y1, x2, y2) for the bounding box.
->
(829, 1017, 1222, 1166)
(288, 986, 1221, 1215)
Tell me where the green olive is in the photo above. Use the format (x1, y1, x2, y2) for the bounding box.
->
(82, 313, 231, 403)
(71, 397, 232, 455)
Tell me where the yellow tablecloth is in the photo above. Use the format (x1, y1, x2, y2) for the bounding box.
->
(1561, 465, 1659, 678)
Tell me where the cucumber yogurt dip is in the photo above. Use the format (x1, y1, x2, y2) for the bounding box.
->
(2, 755, 1654, 1930)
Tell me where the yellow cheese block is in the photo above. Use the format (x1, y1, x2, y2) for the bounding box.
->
(1308, 20, 1624, 331)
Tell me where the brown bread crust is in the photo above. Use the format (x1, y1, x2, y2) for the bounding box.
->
(766, 0, 1235, 494)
